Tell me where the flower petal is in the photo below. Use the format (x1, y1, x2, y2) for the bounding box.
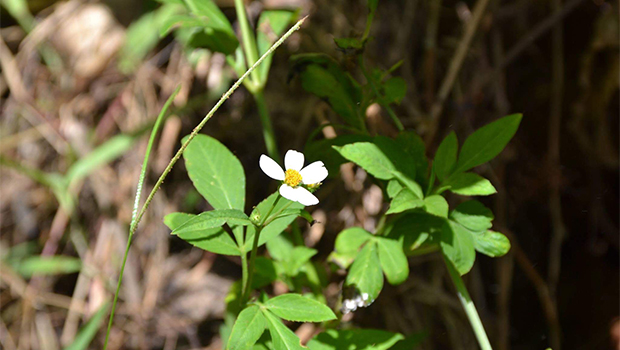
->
(284, 150, 304, 171)
(300, 161, 328, 184)
(279, 184, 319, 206)
(259, 154, 285, 180)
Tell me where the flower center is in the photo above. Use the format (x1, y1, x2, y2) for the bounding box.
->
(284, 169, 302, 187)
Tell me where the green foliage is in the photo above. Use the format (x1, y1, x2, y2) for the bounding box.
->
(442, 172, 497, 196)
(386, 188, 423, 214)
(376, 237, 409, 285)
(434, 131, 458, 181)
(450, 201, 494, 232)
(227, 305, 267, 350)
(256, 10, 295, 83)
(165, 212, 240, 255)
(307, 329, 407, 350)
(440, 220, 476, 275)
(64, 303, 109, 350)
(263, 294, 336, 322)
(453, 114, 523, 174)
(10, 256, 81, 277)
(263, 310, 306, 350)
(473, 230, 511, 257)
(291, 54, 365, 130)
(423, 195, 449, 218)
(172, 209, 252, 234)
(329, 227, 373, 268)
(345, 241, 383, 302)
(244, 193, 304, 251)
(183, 134, 246, 211)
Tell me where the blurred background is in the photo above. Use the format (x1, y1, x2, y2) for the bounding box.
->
(0, 0, 618, 349)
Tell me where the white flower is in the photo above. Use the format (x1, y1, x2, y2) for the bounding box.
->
(259, 150, 328, 206)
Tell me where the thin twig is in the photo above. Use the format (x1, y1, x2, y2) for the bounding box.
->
(426, 0, 491, 144)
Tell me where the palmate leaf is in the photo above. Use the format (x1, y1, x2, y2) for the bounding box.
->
(453, 114, 522, 174)
(227, 305, 267, 350)
(264, 294, 336, 322)
(183, 134, 245, 211)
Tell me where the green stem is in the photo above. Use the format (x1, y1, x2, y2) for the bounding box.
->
(234, 0, 261, 86)
(443, 255, 493, 350)
(253, 90, 279, 160)
(242, 195, 282, 302)
(102, 18, 306, 350)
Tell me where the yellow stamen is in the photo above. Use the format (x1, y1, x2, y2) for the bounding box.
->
(284, 169, 302, 187)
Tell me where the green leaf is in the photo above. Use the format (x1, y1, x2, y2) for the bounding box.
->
(307, 329, 405, 350)
(382, 77, 407, 105)
(330, 227, 373, 268)
(305, 134, 373, 177)
(172, 209, 251, 233)
(297, 63, 364, 130)
(473, 230, 511, 257)
(443, 172, 497, 196)
(65, 134, 137, 187)
(11, 256, 81, 278)
(266, 234, 294, 262)
(334, 142, 395, 180)
(386, 212, 443, 252)
(346, 241, 383, 302)
(160, 14, 208, 37)
(440, 220, 476, 275)
(386, 179, 403, 198)
(262, 310, 306, 350)
(288, 247, 318, 276)
(181, 0, 238, 54)
(170, 210, 248, 255)
(163, 212, 196, 230)
(253, 257, 278, 288)
(334, 37, 364, 52)
(119, 4, 179, 73)
(227, 305, 267, 350)
(450, 201, 494, 232)
(183, 134, 245, 210)
(434, 131, 458, 181)
(394, 131, 428, 186)
(453, 114, 522, 174)
(375, 237, 409, 285)
(244, 193, 304, 251)
(423, 195, 449, 218)
(257, 10, 294, 82)
(264, 294, 336, 322)
(64, 303, 109, 350)
(386, 188, 424, 215)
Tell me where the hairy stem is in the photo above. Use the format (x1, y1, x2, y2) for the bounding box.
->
(444, 255, 493, 350)
(103, 18, 306, 350)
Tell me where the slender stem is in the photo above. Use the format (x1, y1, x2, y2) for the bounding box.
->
(253, 90, 280, 160)
(242, 195, 282, 302)
(103, 18, 306, 350)
(443, 255, 493, 350)
(234, 0, 261, 86)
